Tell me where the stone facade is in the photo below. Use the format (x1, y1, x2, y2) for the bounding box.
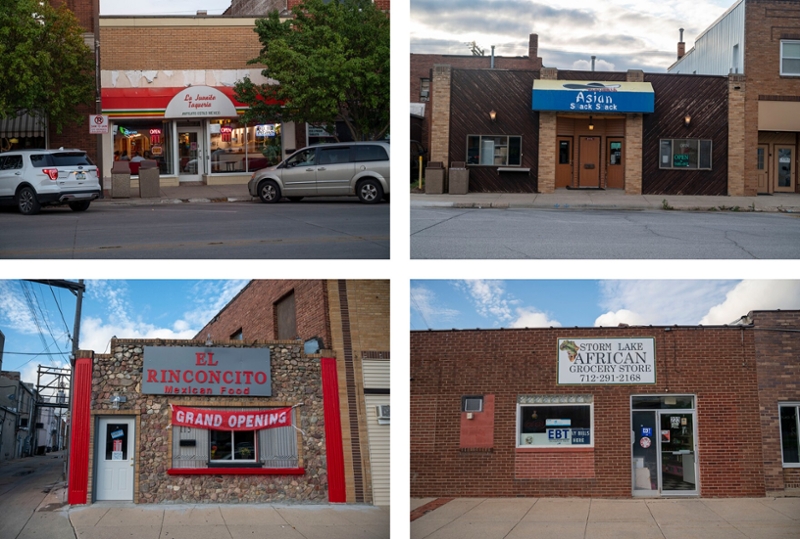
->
(430, 65, 452, 168)
(89, 339, 327, 504)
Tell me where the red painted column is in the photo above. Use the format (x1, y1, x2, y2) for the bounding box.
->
(68, 356, 93, 505)
(321, 357, 346, 503)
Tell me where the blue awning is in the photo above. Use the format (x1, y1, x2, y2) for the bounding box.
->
(532, 80, 655, 114)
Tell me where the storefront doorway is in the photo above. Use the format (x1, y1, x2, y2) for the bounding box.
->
(757, 133, 797, 194)
(578, 136, 600, 187)
(178, 126, 204, 182)
(95, 417, 135, 501)
(631, 395, 698, 497)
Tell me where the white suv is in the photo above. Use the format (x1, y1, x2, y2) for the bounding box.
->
(0, 149, 102, 215)
(248, 141, 390, 204)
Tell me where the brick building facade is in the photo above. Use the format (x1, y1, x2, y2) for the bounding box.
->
(411, 311, 800, 498)
(197, 280, 391, 505)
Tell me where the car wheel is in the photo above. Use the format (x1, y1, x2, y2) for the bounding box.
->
(68, 201, 91, 212)
(17, 186, 41, 215)
(357, 178, 383, 204)
(258, 180, 281, 203)
(287, 196, 304, 202)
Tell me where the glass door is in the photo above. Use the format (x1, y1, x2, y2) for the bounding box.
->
(632, 410, 659, 496)
(775, 145, 795, 193)
(178, 127, 204, 182)
(659, 412, 697, 494)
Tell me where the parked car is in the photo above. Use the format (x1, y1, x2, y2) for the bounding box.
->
(248, 141, 390, 204)
(0, 148, 101, 215)
(411, 140, 427, 182)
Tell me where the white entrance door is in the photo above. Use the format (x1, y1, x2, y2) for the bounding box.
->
(96, 418, 135, 501)
(178, 127, 204, 182)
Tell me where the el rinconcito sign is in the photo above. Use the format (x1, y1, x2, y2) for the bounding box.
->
(557, 338, 656, 385)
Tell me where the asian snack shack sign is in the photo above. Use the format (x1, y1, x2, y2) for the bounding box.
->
(142, 347, 271, 396)
(557, 338, 656, 385)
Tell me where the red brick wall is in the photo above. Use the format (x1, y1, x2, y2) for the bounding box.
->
(744, 0, 800, 195)
(410, 34, 542, 153)
(197, 280, 331, 346)
(752, 310, 800, 493)
(411, 326, 766, 498)
(460, 394, 494, 448)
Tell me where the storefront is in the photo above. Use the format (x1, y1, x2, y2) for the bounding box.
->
(410, 314, 800, 498)
(101, 86, 286, 186)
(67, 340, 346, 505)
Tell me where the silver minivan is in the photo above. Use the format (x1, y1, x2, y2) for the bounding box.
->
(248, 141, 390, 204)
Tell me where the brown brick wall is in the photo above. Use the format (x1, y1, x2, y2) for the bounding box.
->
(411, 326, 766, 498)
(745, 0, 800, 195)
(197, 281, 331, 346)
(56, 0, 96, 32)
(100, 24, 261, 71)
(752, 310, 800, 493)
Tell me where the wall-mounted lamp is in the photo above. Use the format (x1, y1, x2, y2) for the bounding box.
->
(9, 138, 18, 144)
(489, 110, 497, 122)
(588, 116, 594, 131)
(684, 114, 691, 127)
(109, 395, 127, 410)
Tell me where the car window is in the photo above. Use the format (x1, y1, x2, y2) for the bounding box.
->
(355, 145, 388, 162)
(0, 155, 23, 170)
(30, 154, 52, 167)
(50, 152, 93, 166)
(285, 149, 315, 167)
(318, 147, 351, 165)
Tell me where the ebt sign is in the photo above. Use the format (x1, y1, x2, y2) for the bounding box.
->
(557, 337, 656, 385)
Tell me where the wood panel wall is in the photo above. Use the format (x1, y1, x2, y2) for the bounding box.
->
(642, 74, 729, 195)
(449, 69, 539, 193)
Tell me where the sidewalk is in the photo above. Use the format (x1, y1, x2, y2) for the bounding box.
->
(411, 497, 800, 539)
(98, 180, 253, 205)
(69, 502, 389, 539)
(411, 191, 800, 213)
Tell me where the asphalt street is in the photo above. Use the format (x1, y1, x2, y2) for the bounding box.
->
(0, 200, 390, 259)
(411, 207, 800, 259)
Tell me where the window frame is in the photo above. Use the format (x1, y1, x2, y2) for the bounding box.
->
(659, 139, 713, 170)
(466, 135, 523, 167)
(516, 400, 594, 449)
(209, 429, 257, 464)
(779, 402, 800, 468)
(780, 40, 800, 76)
(461, 396, 484, 413)
(420, 78, 431, 102)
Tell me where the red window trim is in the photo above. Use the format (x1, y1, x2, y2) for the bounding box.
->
(168, 467, 305, 476)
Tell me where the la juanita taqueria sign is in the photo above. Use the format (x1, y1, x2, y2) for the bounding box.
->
(557, 338, 656, 385)
(142, 346, 272, 396)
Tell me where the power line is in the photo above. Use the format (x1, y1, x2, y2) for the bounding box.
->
(49, 285, 72, 342)
(3, 351, 71, 356)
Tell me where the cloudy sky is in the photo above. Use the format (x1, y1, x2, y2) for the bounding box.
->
(0, 280, 248, 387)
(410, 280, 800, 330)
(410, 0, 737, 72)
(99, 0, 232, 15)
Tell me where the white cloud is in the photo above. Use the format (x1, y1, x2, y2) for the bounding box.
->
(456, 280, 513, 322)
(511, 308, 562, 328)
(411, 285, 459, 327)
(700, 281, 800, 325)
(594, 309, 648, 327)
(179, 280, 250, 330)
(0, 281, 39, 334)
(572, 59, 615, 71)
(598, 280, 734, 325)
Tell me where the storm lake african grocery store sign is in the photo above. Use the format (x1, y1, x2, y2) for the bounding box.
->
(532, 81, 655, 113)
(143, 347, 271, 396)
(557, 338, 656, 385)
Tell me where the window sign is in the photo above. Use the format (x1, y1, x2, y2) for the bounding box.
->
(547, 428, 572, 443)
(256, 124, 276, 138)
(546, 419, 571, 427)
(673, 153, 690, 167)
(110, 429, 124, 439)
(641, 427, 653, 437)
(557, 338, 656, 385)
(571, 429, 591, 444)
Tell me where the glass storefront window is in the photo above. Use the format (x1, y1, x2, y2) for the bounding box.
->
(517, 403, 592, 447)
(210, 119, 282, 174)
(113, 120, 173, 175)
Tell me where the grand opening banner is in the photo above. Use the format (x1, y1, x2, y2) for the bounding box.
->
(170, 405, 292, 431)
(557, 338, 656, 385)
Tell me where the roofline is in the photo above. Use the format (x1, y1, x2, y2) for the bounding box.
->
(194, 280, 255, 340)
(411, 324, 755, 334)
(670, 0, 745, 71)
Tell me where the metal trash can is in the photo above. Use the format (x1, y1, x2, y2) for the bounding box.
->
(425, 161, 446, 194)
(449, 161, 469, 194)
(138, 159, 160, 198)
(110, 161, 131, 198)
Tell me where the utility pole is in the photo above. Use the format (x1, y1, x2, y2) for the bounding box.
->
(26, 280, 85, 479)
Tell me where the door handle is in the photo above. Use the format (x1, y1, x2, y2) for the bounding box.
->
(317, 167, 326, 171)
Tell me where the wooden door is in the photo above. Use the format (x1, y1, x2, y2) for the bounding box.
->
(757, 144, 770, 194)
(556, 137, 573, 188)
(607, 138, 624, 189)
(579, 136, 600, 188)
(775, 145, 796, 193)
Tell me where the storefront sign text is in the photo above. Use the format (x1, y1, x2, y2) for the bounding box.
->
(171, 404, 291, 431)
(163, 86, 238, 119)
(142, 346, 272, 396)
(532, 80, 655, 114)
(557, 338, 656, 385)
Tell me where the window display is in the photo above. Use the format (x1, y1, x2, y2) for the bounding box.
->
(113, 121, 173, 175)
(210, 119, 282, 174)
